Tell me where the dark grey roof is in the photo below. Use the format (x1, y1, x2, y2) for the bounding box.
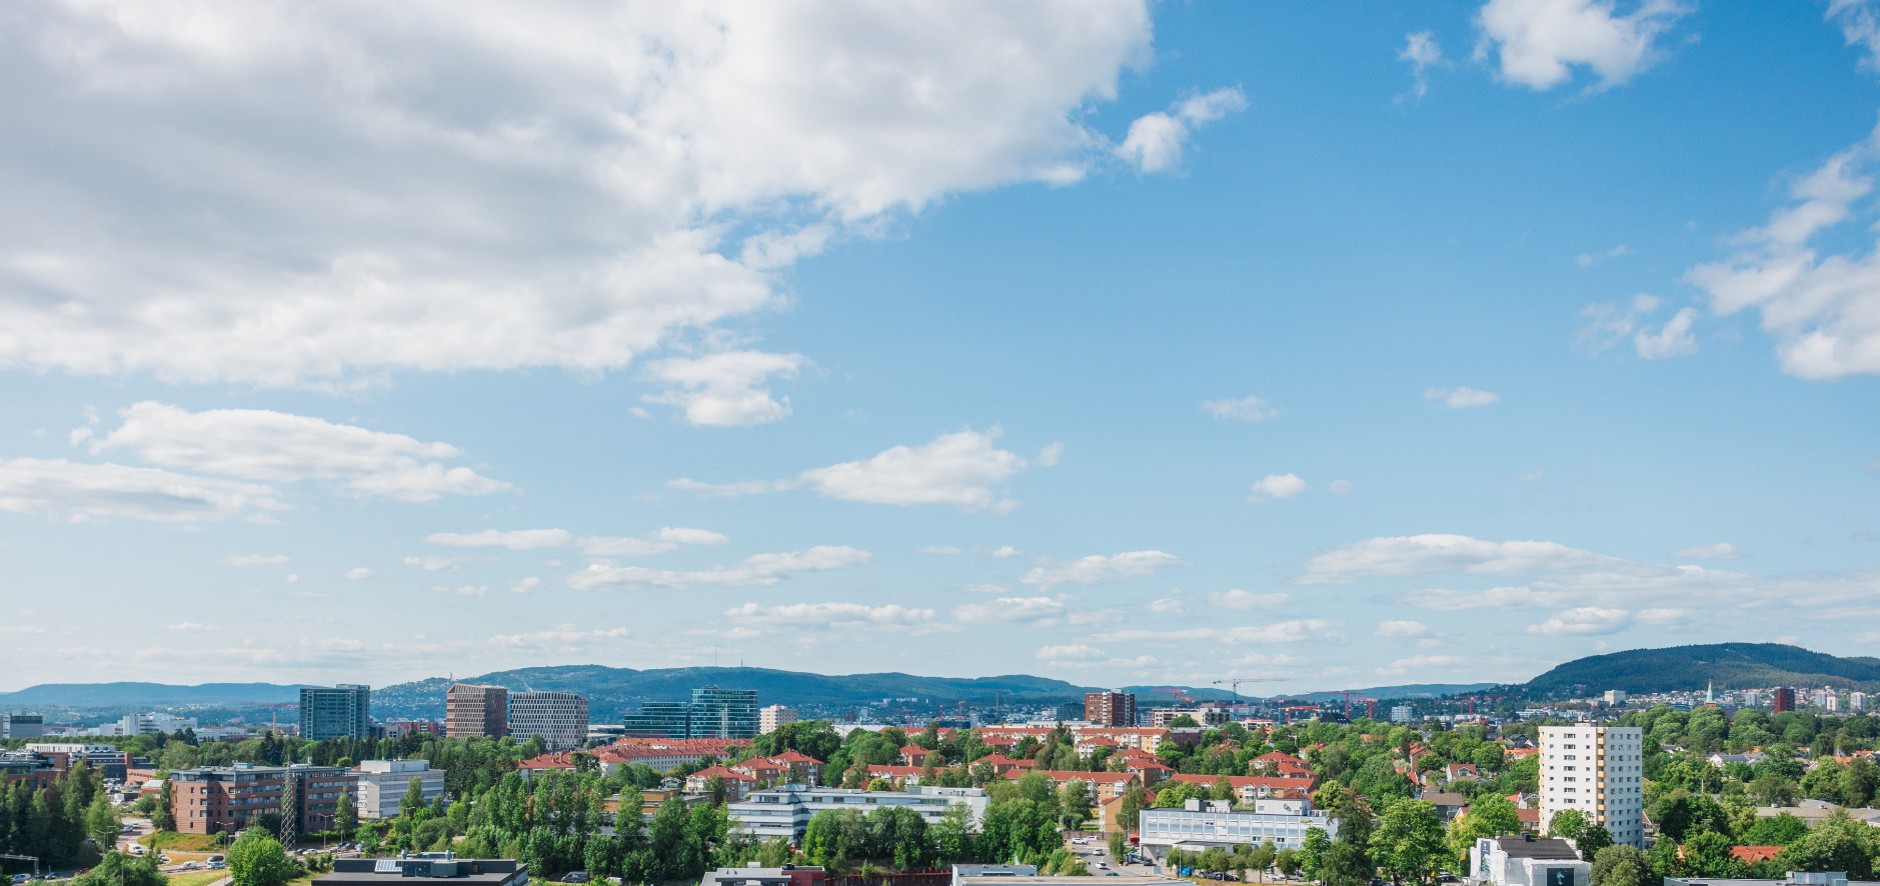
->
(1423, 792, 1468, 807)
(1496, 836, 1581, 859)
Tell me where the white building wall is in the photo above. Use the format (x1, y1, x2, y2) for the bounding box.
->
(1539, 726, 1643, 848)
(355, 760, 448, 819)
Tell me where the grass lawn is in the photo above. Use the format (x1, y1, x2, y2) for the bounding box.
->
(166, 871, 229, 886)
(138, 833, 223, 852)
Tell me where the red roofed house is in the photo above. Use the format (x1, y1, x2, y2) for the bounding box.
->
(767, 750, 824, 784)
(972, 753, 1034, 776)
(1731, 847, 1784, 864)
(865, 765, 929, 787)
(730, 757, 788, 788)
(1446, 763, 1480, 781)
(900, 744, 938, 767)
(516, 752, 577, 781)
(1006, 769, 1140, 802)
(1169, 773, 1318, 805)
(684, 765, 754, 801)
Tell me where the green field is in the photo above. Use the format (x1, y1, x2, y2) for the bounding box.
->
(137, 833, 223, 853)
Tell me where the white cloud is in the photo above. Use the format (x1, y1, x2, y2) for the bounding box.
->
(568, 544, 870, 590)
(1672, 542, 1742, 561)
(1208, 589, 1292, 611)
(1684, 125, 1880, 379)
(343, 567, 373, 580)
(1093, 619, 1338, 645)
(1327, 479, 1355, 495)
(1249, 473, 1307, 500)
(426, 529, 571, 550)
(509, 577, 541, 594)
(490, 624, 631, 648)
(1021, 550, 1185, 587)
(657, 527, 730, 546)
(1475, 0, 1692, 91)
(91, 402, 510, 502)
(0, 456, 284, 523)
(1399, 31, 1447, 100)
(666, 478, 780, 498)
(1637, 607, 1694, 626)
(1526, 606, 1631, 636)
(1116, 88, 1247, 173)
(1578, 243, 1632, 267)
(168, 622, 215, 632)
(1423, 387, 1499, 408)
(1376, 654, 1464, 676)
(643, 351, 805, 427)
(403, 555, 461, 572)
(1302, 534, 1612, 584)
(1202, 395, 1276, 422)
(954, 595, 1067, 625)
(1148, 597, 1185, 614)
(797, 428, 1030, 510)
(1376, 619, 1432, 638)
(920, 545, 963, 555)
(1036, 443, 1065, 467)
(1586, 294, 1700, 359)
(434, 585, 490, 597)
(1403, 585, 1549, 611)
(0, 2, 1159, 386)
(221, 553, 289, 566)
(990, 546, 1024, 558)
(1830, 0, 1880, 72)
(1036, 644, 1108, 663)
(725, 601, 937, 633)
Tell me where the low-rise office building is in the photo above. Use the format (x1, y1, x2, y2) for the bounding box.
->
(318, 858, 526, 886)
(729, 784, 988, 844)
(1466, 836, 1590, 886)
(1136, 798, 1335, 859)
(354, 759, 447, 819)
(170, 763, 354, 835)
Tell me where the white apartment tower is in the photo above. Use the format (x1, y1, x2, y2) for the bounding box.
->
(759, 705, 798, 734)
(1539, 725, 1643, 848)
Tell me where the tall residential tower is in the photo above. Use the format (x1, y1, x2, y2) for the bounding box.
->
(445, 683, 509, 739)
(299, 684, 372, 741)
(1539, 725, 1643, 848)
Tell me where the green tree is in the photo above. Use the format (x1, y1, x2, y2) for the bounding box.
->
(75, 853, 167, 886)
(1547, 809, 1589, 841)
(1116, 783, 1147, 832)
(1782, 816, 1879, 879)
(228, 828, 300, 886)
(1590, 844, 1654, 886)
(401, 778, 427, 820)
(152, 781, 175, 832)
(1320, 788, 1376, 886)
(1741, 812, 1809, 847)
(335, 791, 357, 841)
(85, 793, 120, 848)
(1575, 825, 1613, 861)
(932, 801, 978, 864)
(1371, 801, 1444, 886)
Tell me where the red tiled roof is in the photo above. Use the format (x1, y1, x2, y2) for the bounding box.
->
(1005, 769, 1137, 785)
(769, 750, 821, 764)
(900, 744, 931, 755)
(1732, 847, 1784, 863)
(688, 765, 754, 782)
(518, 753, 576, 770)
(1170, 773, 1316, 791)
(867, 765, 927, 778)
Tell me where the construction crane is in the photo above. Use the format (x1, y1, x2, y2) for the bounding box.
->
(1212, 677, 1277, 705)
(1155, 687, 1195, 704)
(1281, 705, 1317, 724)
(1355, 697, 1378, 720)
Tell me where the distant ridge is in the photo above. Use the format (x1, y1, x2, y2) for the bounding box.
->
(0, 681, 310, 707)
(1519, 643, 1880, 696)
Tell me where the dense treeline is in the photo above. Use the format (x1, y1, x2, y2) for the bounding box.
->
(0, 763, 118, 868)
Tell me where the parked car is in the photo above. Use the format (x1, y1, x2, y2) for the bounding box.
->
(206, 856, 224, 865)
(209, 863, 226, 870)
(560, 873, 590, 883)
(179, 862, 200, 870)
(10, 874, 31, 884)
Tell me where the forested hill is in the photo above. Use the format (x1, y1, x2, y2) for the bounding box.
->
(1520, 643, 1880, 696)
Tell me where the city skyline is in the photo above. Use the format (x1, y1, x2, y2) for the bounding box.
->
(1, 2, 1877, 692)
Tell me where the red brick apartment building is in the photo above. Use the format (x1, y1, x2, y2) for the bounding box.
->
(169, 764, 355, 835)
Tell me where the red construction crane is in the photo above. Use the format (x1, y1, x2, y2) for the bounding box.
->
(1281, 705, 1317, 724)
(1355, 697, 1378, 719)
(1156, 687, 1195, 704)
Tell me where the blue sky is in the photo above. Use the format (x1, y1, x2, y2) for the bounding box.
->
(1, 1, 1876, 694)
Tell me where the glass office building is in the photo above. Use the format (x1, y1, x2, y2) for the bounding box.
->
(299, 684, 372, 740)
(618, 687, 759, 739)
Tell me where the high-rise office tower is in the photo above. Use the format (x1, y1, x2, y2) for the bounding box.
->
(689, 687, 759, 738)
(508, 691, 588, 750)
(445, 683, 509, 738)
(299, 684, 372, 740)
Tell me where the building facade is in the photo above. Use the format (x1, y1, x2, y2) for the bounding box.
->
(354, 759, 447, 819)
(728, 784, 987, 843)
(691, 688, 759, 739)
(0, 714, 44, 739)
(1137, 798, 1336, 860)
(622, 701, 694, 739)
(1389, 705, 1414, 724)
(301, 685, 373, 741)
(508, 691, 589, 751)
(1084, 691, 1136, 727)
(759, 705, 798, 735)
(169, 763, 355, 835)
(1466, 836, 1589, 886)
(1772, 687, 1795, 713)
(1538, 725, 1643, 848)
(446, 684, 509, 739)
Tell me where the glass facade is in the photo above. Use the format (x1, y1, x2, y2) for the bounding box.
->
(299, 684, 371, 740)
(621, 701, 693, 739)
(690, 687, 759, 739)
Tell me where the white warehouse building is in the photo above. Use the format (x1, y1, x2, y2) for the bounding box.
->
(354, 759, 448, 819)
(1539, 725, 1644, 848)
(1137, 798, 1336, 860)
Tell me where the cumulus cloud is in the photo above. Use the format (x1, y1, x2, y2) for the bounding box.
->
(1402, 585, 1549, 611)
(1201, 395, 1276, 422)
(724, 601, 937, 633)
(954, 595, 1067, 625)
(1581, 294, 1698, 359)
(0, 456, 285, 523)
(90, 402, 510, 502)
(920, 545, 964, 555)
(490, 624, 632, 648)
(434, 585, 490, 597)
(222, 553, 289, 566)
(1148, 597, 1185, 614)
(0, 1, 1160, 386)
(1093, 619, 1338, 645)
(990, 546, 1024, 558)
(1399, 31, 1447, 100)
(643, 351, 805, 427)
(1208, 589, 1292, 611)
(403, 555, 461, 572)
(1249, 473, 1307, 500)
(1376, 619, 1432, 638)
(1684, 124, 1880, 379)
(1021, 550, 1185, 587)
(797, 428, 1032, 511)
(1302, 534, 1610, 584)
(168, 622, 216, 632)
(1672, 542, 1742, 561)
(1035, 644, 1108, 663)
(568, 545, 870, 590)
(1475, 0, 1693, 91)
(343, 567, 373, 580)
(426, 529, 571, 550)
(1116, 88, 1247, 173)
(1423, 387, 1499, 408)
(1526, 606, 1632, 636)
(665, 478, 780, 498)
(1376, 654, 1463, 676)
(509, 577, 542, 594)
